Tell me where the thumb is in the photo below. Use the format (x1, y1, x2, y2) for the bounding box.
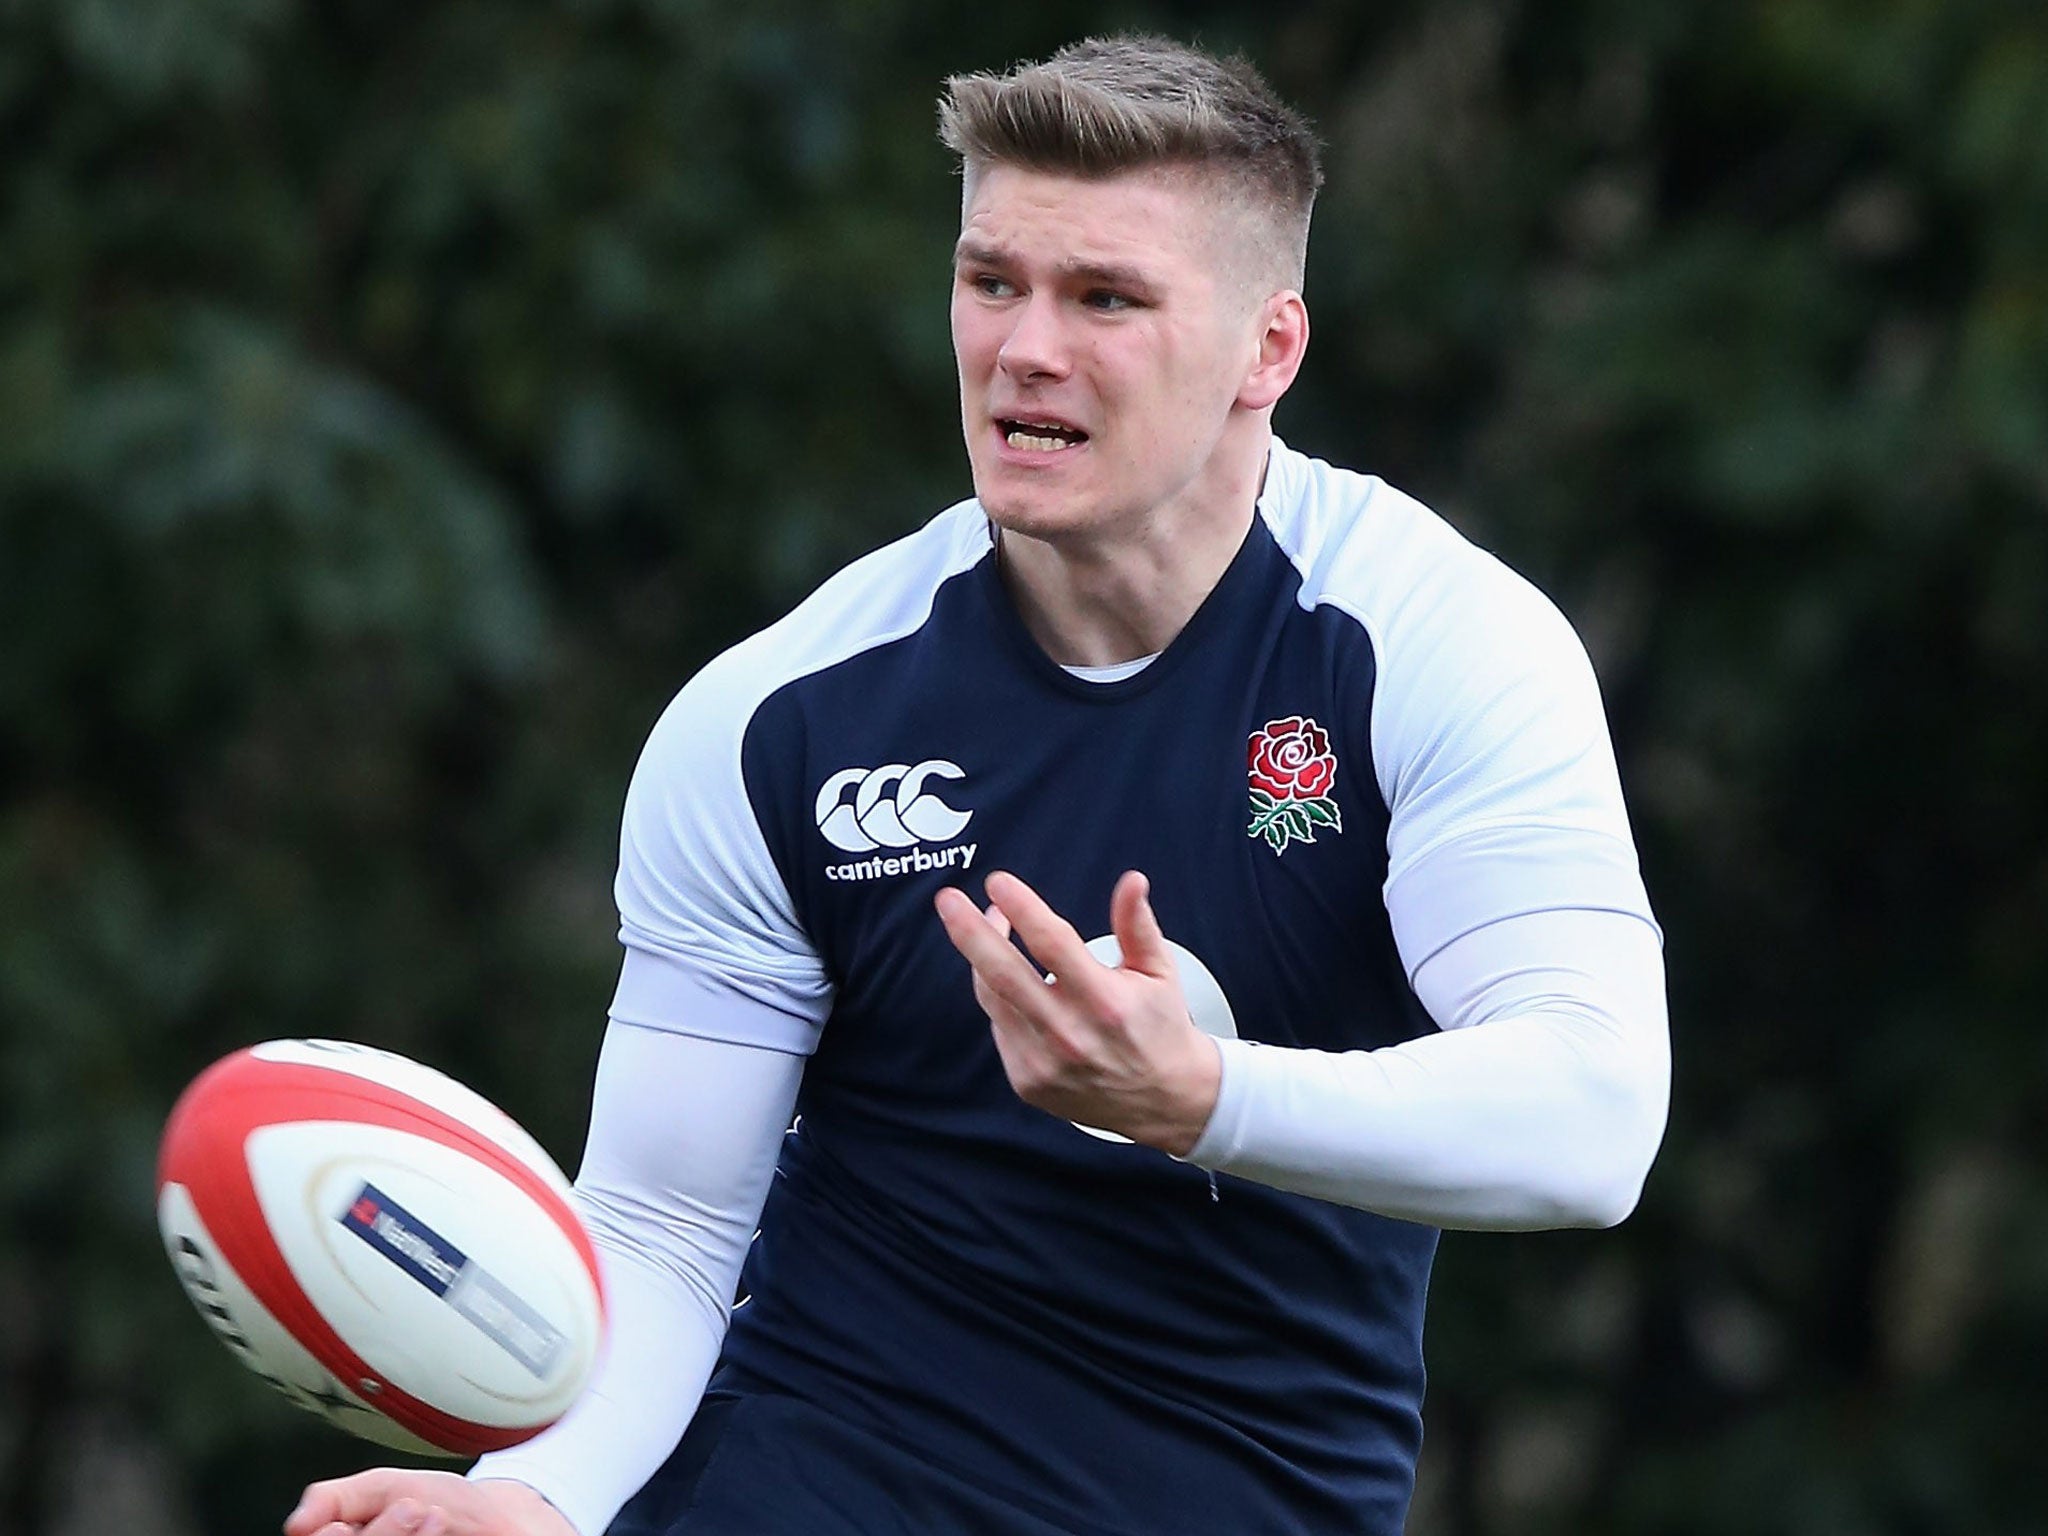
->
(1109, 870, 1173, 977)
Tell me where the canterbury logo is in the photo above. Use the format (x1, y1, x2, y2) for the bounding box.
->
(814, 761, 973, 853)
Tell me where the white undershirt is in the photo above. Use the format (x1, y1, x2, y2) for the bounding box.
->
(1060, 653, 1162, 683)
(472, 903, 1667, 1535)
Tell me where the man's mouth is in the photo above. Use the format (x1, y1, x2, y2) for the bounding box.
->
(998, 417, 1089, 453)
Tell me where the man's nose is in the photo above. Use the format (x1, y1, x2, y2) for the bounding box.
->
(997, 293, 1071, 381)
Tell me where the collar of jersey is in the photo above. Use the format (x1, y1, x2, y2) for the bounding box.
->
(974, 503, 1276, 703)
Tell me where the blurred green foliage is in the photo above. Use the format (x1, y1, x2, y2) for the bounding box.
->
(2, 1, 2043, 1532)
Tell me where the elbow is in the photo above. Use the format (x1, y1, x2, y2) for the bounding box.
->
(1557, 1165, 1650, 1230)
(1537, 1138, 1657, 1230)
(1545, 1052, 1670, 1231)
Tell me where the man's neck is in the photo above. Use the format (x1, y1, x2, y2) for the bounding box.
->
(994, 434, 1272, 668)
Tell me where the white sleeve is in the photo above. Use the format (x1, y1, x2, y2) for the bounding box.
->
(468, 1012, 804, 1536)
(610, 649, 834, 1055)
(1188, 505, 1666, 1228)
(1371, 545, 1656, 966)
(1186, 907, 1668, 1229)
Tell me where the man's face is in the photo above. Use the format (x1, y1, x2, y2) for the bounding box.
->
(950, 164, 1266, 541)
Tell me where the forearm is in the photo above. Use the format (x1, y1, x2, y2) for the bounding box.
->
(469, 1215, 732, 1536)
(471, 1017, 803, 1535)
(1184, 909, 1669, 1230)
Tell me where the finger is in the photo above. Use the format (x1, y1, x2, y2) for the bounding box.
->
(359, 1503, 440, 1536)
(361, 1500, 454, 1536)
(974, 937, 1076, 1033)
(288, 1471, 399, 1533)
(970, 966, 1020, 1031)
(938, 887, 1063, 1020)
(284, 1483, 335, 1534)
(364, 1499, 421, 1536)
(980, 952, 1077, 1091)
(981, 872, 1118, 1011)
(935, 886, 1029, 975)
(941, 888, 1091, 1066)
(1109, 870, 1173, 977)
(289, 1472, 464, 1536)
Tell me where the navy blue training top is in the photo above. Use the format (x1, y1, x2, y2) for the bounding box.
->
(604, 442, 1656, 1534)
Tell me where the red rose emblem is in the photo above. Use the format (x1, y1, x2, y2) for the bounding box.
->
(1248, 716, 1337, 801)
(1246, 715, 1345, 855)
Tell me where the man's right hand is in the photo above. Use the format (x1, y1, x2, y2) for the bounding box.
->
(284, 1470, 577, 1536)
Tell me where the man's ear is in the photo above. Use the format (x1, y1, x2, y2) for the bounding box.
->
(1238, 292, 1309, 412)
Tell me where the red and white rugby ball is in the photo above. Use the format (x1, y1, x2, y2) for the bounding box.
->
(156, 1039, 605, 1456)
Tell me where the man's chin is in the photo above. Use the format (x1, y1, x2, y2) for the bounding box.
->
(975, 487, 1089, 541)
(971, 468, 1043, 524)
(970, 451, 1134, 543)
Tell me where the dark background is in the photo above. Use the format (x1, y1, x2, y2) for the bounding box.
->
(3, 1, 2044, 1532)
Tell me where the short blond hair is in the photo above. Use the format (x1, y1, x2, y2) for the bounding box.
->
(938, 35, 1323, 289)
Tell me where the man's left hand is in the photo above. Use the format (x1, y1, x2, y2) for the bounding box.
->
(935, 869, 1221, 1155)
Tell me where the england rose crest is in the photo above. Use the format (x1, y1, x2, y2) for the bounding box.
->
(1247, 715, 1343, 855)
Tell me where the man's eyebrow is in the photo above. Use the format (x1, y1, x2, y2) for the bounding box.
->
(953, 241, 1159, 293)
(1056, 258, 1157, 292)
(953, 239, 1008, 268)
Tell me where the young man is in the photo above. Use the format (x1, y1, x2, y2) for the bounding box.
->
(288, 35, 1668, 1536)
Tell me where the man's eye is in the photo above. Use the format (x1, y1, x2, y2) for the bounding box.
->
(1084, 290, 1135, 312)
(971, 274, 1014, 298)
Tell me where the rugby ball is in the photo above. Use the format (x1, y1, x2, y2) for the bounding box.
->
(156, 1039, 605, 1457)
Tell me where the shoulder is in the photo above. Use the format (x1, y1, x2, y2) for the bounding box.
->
(1258, 447, 1652, 961)
(674, 500, 993, 738)
(1257, 441, 1617, 817)
(610, 501, 992, 1038)
(636, 500, 992, 788)
(1258, 442, 1583, 675)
